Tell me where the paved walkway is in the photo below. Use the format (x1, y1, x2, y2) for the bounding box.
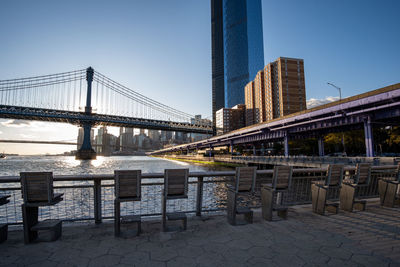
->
(1, 200, 400, 267)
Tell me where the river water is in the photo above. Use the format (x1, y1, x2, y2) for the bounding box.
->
(0, 155, 232, 176)
(0, 155, 233, 223)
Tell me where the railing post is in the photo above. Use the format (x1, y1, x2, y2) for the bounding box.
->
(196, 176, 204, 216)
(94, 179, 102, 224)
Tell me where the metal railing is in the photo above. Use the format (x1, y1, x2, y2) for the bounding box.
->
(228, 155, 400, 166)
(0, 166, 397, 225)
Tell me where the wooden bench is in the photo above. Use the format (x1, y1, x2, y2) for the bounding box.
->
(162, 169, 189, 231)
(114, 170, 142, 237)
(339, 163, 371, 212)
(378, 163, 400, 208)
(312, 164, 344, 215)
(20, 172, 64, 244)
(227, 167, 257, 225)
(261, 166, 292, 221)
(0, 195, 10, 243)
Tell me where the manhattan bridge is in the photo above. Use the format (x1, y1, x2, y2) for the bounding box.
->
(0, 67, 212, 159)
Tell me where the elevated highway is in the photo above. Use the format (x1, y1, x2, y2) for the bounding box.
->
(152, 83, 400, 158)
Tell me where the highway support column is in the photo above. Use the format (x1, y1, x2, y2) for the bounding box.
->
(364, 116, 375, 157)
(284, 132, 289, 157)
(318, 136, 325, 157)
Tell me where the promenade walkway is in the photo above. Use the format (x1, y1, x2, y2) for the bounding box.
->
(1, 200, 399, 267)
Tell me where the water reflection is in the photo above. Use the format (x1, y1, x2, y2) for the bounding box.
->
(90, 156, 105, 167)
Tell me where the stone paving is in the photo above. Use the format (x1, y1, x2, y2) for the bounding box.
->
(1, 199, 400, 267)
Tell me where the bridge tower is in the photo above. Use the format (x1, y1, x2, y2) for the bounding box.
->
(76, 67, 97, 160)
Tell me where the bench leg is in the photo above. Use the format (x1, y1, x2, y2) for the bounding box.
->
(50, 222, 62, 241)
(244, 211, 253, 224)
(311, 184, 319, 213)
(354, 200, 366, 211)
(312, 184, 327, 215)
(384, 182, 398, 208)
(0, 224, 7, 243)
(261, 187, 274, 221)
(339, 184, 355, 212)
(114, 201, 120, 237)
(22, 205, 38, 244)
(326, 205, 339, 214)
(136, 221, 141, 236)
(227, 189, 237, 225)
(182, 217, 187, 230)
(162, 195, 167, 232)
(277, 209, 288, 220)
(378, 180, 388, 206)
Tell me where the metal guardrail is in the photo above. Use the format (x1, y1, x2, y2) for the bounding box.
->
(0, 166, 397, 225)
(223, 155, 400, 167)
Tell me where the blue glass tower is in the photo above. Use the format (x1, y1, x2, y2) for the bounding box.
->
(222, 0, 264, 108)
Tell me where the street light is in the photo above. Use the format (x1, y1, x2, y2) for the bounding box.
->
(327, 82, 342, 100)
(327, 82, 346, 155)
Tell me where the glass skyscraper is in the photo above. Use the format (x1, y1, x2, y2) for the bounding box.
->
(211, 0, 264, 124)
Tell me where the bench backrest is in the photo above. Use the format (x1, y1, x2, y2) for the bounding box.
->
(326, 164, 344, 187)
(234, 167, 257, 193)
(164, 169, 189, 198)
(114, 170, 141, 200)
(272, 165, 292, 190)
(20, 172, 53, 203)
(354, 163, 371, 185)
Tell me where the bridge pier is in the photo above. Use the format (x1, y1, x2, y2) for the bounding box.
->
(76, 124, 96, 160)
(318, 136, 325, 157)
(284, 134, 289, 157)
(76, 67, 96, 160)
(364, 116, 375, 157)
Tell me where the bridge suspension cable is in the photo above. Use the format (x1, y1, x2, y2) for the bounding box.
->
(0, 68, 196, 124)
(92, 71, 193, 122)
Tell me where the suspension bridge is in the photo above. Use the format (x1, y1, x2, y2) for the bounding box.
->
(0, 67, 212, 159)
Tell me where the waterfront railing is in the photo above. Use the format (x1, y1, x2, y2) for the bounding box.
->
(0, 165, 397, 225)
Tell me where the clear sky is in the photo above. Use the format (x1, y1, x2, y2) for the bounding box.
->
(0, 0, 399, 154)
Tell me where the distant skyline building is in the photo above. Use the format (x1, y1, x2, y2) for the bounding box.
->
(211, 0, 264, 130)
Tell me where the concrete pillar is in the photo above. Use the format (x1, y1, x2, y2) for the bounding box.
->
(284, 134, 289, 157)
(76, 123, 96, 160)
(318, 136, 325, 157)
(261, 143, 265, 155)
(230, 140, 234, 155)
(364, 116, 374, 157)
(253, 144, 256, 156)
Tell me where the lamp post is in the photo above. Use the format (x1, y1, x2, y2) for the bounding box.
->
(327, 82, 346, 155)
(327, 82, 342, 100)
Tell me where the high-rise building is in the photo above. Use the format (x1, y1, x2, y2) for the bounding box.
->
(244, 81, 255, 126)
(274, 57, 307, 117)
(215, 104, 246, 135)
(211, 0, 225, 130)
(211, 0, 264, 130)
(245, 57, 307, 125)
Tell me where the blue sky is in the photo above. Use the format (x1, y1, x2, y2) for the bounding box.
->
(0, 0, 399, 154)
